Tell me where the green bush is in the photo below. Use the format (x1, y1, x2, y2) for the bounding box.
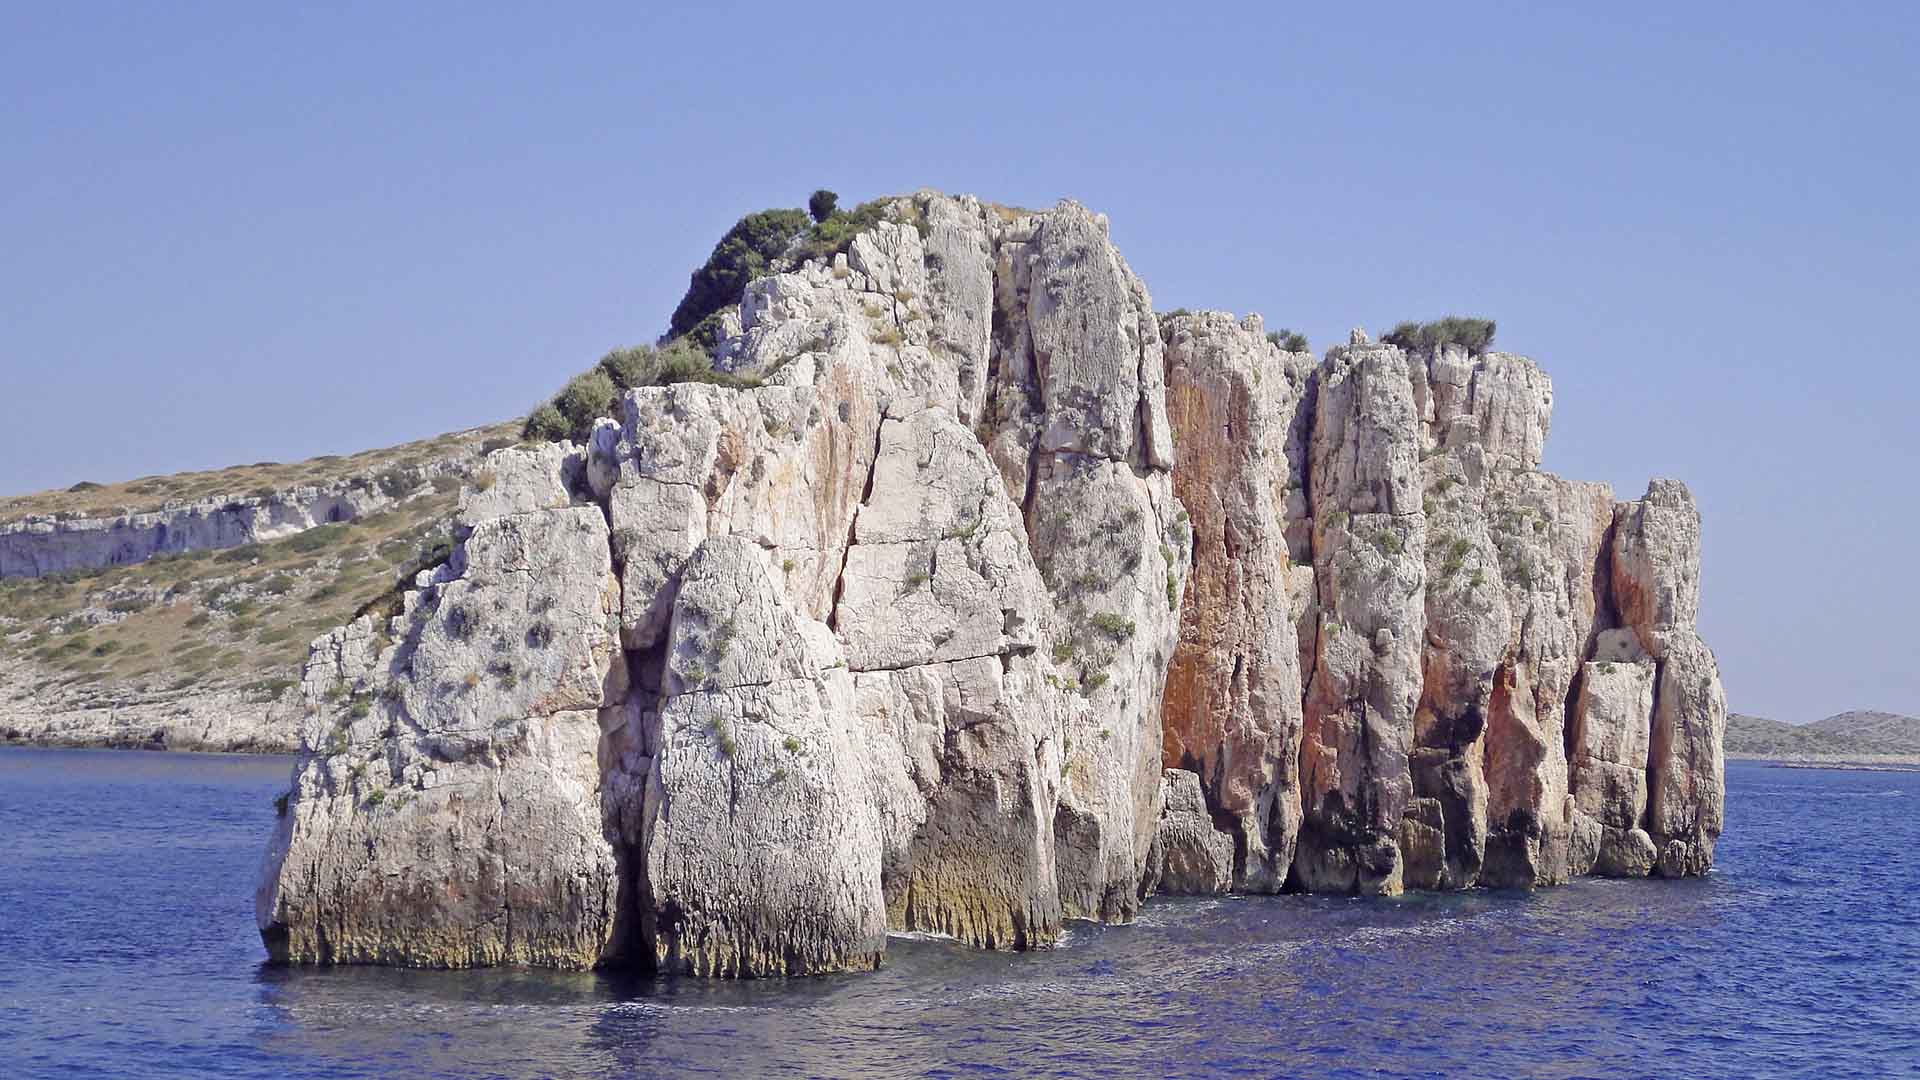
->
(668, 207, 812, 339)
(597, 345, 655, 389)
(794, 198, 896, 265)
(526, 338, 761, 444)
(1267, 329, 1310, 353)
(556, 369, 618, 432)
(523, 403, 568, 442)
(1381, 317, 1496, 355)
(808, 189, 839, 223)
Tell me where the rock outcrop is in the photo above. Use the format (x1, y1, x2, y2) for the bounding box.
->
(1160, 312, 1311, 892)
(257, 191, 1726, 977)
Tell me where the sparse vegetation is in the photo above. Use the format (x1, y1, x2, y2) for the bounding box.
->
(794, 197, 902, 264)
(2, 424, 512, 525)
(1381, 317, 1496, 356)
(523, 338, 760, 443)
(1267, 329, 1309, 353)
(1089, 612, 1136, 639)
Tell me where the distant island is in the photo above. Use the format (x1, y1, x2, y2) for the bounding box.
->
(1726, 710, 1920, 769)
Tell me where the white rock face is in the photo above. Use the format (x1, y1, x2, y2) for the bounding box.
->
(253, 192, 1726, 977)
(1568, 639, 1658, 878)
(639, 538, 887, 975)
(0, 668, 298, 752)
(256, 450, 628, 969)
(1610, 480, 1725, 877)
(1297, 339, 1426, 895)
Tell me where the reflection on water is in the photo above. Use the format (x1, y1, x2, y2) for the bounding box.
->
(1, 749, 1914, 1079)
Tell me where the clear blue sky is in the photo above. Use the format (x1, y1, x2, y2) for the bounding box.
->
(3, 2, 1915, 723)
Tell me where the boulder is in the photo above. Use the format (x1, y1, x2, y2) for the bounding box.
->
(1140, 769, 1235, 896)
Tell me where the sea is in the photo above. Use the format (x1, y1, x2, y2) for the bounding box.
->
(0, 748, 1913, 1079)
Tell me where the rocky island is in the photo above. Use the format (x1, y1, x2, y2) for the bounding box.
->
(250, 192, 1725, 976)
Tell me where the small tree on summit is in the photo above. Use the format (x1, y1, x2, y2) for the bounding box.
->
(808, 189, 839, 223)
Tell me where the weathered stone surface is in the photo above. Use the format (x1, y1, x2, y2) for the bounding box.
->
(833, 409, 1044, 670)
(1611, 479, 1703, 661)
(455, 440, 585, 532)
(1161, 311, 1312, 892)
(639, 538, 886, 976)
(979, 200, 1187, 923)
(0, 669, 299, 752)
(244, 192, 1729, 979)
(1480, 471, 1615, 887)
(257, 495, 626, 969)
(1297, 339, 1424, 895)
(1567, 632, 1658, 877)
(1647, 629, 1726, 877)
(853, 654, 1062, 949)
(1611, 480, 1725, 878)
(1140, 769, 1235, 896)
(1405, 444, 1504, 890)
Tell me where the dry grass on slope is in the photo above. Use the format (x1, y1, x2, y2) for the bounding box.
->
(0, 421, 518, 524)
(0, 489, 461, 706)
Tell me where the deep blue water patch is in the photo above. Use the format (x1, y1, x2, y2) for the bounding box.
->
(0, 750, 1915, 1078)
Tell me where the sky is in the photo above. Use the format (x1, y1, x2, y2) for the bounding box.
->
(2, 2, 1915, 722)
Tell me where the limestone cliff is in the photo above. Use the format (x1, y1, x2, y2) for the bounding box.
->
(257, 192, 1726, 975)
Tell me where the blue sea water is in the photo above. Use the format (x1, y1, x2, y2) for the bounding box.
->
(0, 749, 1914, 1079)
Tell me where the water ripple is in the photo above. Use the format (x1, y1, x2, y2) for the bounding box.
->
(1, 751, 1915, 1079)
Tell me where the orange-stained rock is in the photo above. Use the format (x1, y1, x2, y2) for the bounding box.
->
(1161, 311, 1313, 891)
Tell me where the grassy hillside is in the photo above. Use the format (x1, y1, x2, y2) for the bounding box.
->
(0, 490, 457, 699)
(1727, 710, 1920, 764)
(1806, 710, 1920, 754)
(1, 423, 516, 524)
(0, 424, 530, 749)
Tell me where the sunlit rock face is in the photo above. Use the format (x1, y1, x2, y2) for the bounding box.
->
(257, 192, 1723, 976)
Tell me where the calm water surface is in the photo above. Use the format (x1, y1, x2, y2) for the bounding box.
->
(0, 749, 1915, 1078)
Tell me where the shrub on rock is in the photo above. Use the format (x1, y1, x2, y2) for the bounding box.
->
(1381, 316, 1496, 355)
(668, 208, 812, 339)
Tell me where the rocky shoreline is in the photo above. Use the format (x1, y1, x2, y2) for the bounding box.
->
(244, 193, 1728, 976)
